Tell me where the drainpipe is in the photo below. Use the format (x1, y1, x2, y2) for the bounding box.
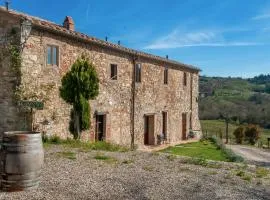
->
(131, 55, 138, 150)
(190, 73, 193, 129)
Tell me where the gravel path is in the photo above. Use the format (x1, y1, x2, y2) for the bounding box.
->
(1, 145, 270, 200)
(227, 145, 270, 167)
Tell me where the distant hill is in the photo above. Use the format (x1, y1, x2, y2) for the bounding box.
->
(199, 74, 270, 128)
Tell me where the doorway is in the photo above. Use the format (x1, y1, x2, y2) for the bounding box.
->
(144, 115, 155, 145)
(96, 114, 106, 141)
(182, 113, 187, 140)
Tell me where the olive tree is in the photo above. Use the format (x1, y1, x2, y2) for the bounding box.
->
(60, 56, 99, 139)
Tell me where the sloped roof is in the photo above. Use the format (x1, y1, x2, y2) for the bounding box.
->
(0, 6, 200, 72)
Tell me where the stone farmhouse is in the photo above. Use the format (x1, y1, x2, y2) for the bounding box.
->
(0, 7, 201, 147)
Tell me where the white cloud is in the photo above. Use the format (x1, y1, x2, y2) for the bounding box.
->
(144, 29, 263, 49)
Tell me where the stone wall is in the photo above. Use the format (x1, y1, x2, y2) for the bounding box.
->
(133, 60, 200, 147)
(20, 29, 133, 145)
(1, 13, 201, 145)
(0, 12, 26, 136)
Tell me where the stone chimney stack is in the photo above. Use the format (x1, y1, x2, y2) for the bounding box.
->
(63, 16, 74, 31)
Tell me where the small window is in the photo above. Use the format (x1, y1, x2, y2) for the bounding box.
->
(47, 45, 59, 66)
(183, 72, 187, 86)
(135, 63, 141, 83)
(164, 67, 168, 84)
(110, 64, 117, 80)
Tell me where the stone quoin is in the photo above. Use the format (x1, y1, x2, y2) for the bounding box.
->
(0, 7, 201, 147)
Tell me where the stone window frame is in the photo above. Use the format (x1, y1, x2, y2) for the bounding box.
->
(46, 44, 59, 67)
(183, 72, 187, 87)
(110, 64, 118, 80)
(135, 63, 142, 83)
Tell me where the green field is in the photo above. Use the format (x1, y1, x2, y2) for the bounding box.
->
(162, 141, 228, 161)
(201, 120, 270, 145)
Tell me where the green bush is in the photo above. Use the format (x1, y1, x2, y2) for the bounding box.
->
(245, 124, 260, 145)
(233, 126, 245, 144)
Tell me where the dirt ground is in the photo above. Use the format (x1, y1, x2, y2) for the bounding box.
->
(0, 145, 270, 200)
(227, 145, 270, 167)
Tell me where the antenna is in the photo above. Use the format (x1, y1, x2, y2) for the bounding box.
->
(5, 0, 11, 10)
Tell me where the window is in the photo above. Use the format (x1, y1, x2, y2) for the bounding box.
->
(162, 112, 167, 140)
(164, 67, 168, 84)
(183, 72, 187, 86)
(47, 45, 59, 66)
(110, 64, 117, 80)
(135, 63, 141, 83)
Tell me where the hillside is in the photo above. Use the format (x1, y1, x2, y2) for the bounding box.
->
(199, 74, 270, 128)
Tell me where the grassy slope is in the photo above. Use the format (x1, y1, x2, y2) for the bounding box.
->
(162, 141, 228, 161)
(201, 120, 270, 145)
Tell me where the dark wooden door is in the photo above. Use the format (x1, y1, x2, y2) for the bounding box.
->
(144, 116, 149, 145)
(182, 113, 187, 140)
(144, 115, 155, 145)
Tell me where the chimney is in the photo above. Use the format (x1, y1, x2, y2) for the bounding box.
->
(63, 16, 75, 31)
(5, 0, 10, 11)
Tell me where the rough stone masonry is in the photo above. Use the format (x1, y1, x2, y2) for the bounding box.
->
(0, 7, 201, 148)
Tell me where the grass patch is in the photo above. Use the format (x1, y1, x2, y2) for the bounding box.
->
(57, 151, 76, 160)
(142, 166, 154, 171)
(43, 136, 129, 152)
(256, 167, 269, 178)
(162, 140, 228, 161)
(94, 153, 118, 164)
(166, 154, 177, 161)
(187, 157, 208, 166)
(122, 159, 134, 164)
(235, 170, 252, 182)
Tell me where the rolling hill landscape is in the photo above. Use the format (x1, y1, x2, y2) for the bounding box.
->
(199, 74, 270, 129)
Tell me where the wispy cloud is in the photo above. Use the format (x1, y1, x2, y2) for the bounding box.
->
(144, 29, 263, 49)
(252, 13, 270, 20)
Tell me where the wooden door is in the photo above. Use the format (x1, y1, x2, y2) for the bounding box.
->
(144, 115, 155, 145)
(182, 113, 187, 140)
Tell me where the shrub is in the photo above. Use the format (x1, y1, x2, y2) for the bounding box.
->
(233, 126, 245, 144)
(245, 124, 260, 145)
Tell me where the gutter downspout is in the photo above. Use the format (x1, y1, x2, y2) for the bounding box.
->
(131, 55, 138, 150)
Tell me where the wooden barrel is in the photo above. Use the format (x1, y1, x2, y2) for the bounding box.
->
(0, 131, 44, 192)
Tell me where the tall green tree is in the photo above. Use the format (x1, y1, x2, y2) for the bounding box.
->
(60, 56, 99, 139)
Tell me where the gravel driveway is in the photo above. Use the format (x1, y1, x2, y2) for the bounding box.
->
(0, 145, 270, 200)
(227, 145, 270, 167)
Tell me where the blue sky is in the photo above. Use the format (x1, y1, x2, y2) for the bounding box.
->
(5, 0, 270, 77)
